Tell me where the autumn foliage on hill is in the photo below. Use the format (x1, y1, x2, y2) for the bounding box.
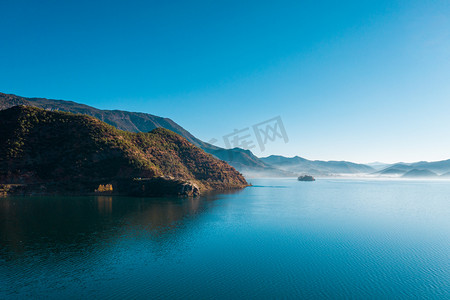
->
(0, 106, 248, 194)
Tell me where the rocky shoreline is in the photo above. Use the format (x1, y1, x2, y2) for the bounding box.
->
(0, 177, 217, 197)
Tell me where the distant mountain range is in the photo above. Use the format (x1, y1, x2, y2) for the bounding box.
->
(260, 155, 375, 176)
(374, 161, 450, 178)
(261, 155, 450, 178)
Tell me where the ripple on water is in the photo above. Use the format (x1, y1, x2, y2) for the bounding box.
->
(0, 179, 449, 298)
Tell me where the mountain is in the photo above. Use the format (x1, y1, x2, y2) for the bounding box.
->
(375, 164, 414, 175)
(260, 155, 375, 176)
(378, 168, 407, 175)
(4, 93, 448, 179)
(401, 169, 438, 178)
(0, 92, 204, 145)
(206, 148, 295, 177)
(0, 106, 248, 196)
(0, 92, 285, 177)
(409, 160, 450, 174)
(376, 161, 450, 177)
(262, 155, 308, 166)
(365, 162, 391, 171)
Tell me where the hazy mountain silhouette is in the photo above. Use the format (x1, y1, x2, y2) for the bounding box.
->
(376, 161, 450, 177)
(374, 164, 414, 175)
(401, 169, 438, 178)
(409, 160, 450, 174)
(260, 155, 375, 176)
(365, 162, 391, 171)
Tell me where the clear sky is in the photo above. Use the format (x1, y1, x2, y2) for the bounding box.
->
(1, 0, 449, 163)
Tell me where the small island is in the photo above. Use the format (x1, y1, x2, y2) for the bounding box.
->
(298, 175, 315, 182)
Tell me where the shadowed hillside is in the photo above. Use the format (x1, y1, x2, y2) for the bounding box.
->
(0, 106, 248, 195)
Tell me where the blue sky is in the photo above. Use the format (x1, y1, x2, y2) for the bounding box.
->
(1, 0, 449, 163)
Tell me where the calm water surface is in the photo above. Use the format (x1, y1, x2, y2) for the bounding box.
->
(1, 179, 449, 299)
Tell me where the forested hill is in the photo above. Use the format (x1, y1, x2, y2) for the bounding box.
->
(0, 106, 248, 195)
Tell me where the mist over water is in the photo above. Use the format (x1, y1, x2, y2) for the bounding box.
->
(1, 179, 449, 298)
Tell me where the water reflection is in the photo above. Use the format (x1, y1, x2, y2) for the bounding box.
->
(1, 181, 449, 299)
(97, 196, 113, 215)
(0, 191, 239, 260)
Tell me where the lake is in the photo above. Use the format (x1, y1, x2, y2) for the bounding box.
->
(1, 178, 449, 299)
